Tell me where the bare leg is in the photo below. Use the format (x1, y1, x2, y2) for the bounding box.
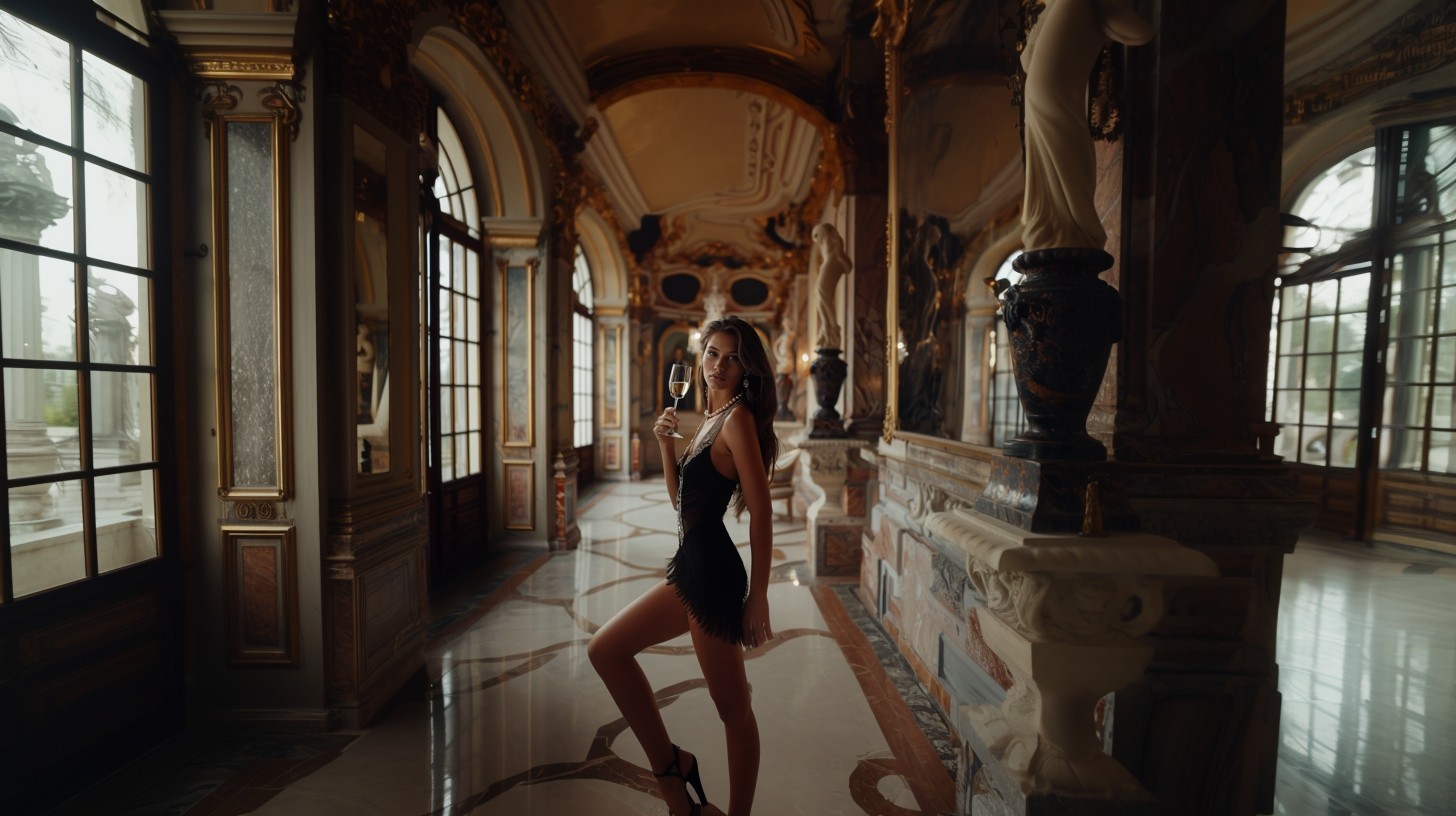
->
(588, 581, 699, 813)
(690, 620, 758, 816)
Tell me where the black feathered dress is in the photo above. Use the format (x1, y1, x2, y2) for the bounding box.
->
(666, 405, 748, 645)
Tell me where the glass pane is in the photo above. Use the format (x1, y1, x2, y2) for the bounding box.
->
(1336, 313, 1365, 352)
(1334, 352, 1364, 391)
(1299, 427, 1329, 466)
(453, 383, 466, 434)
(1430, 431, 1456, 475)
(1307, 316, 1335, 353)
(1329, 426, 1359, 468)
(5, 366, 78, 479)
(11, 477, 89, 597)
(89, 268, 150, 365)
(465, 298, 478, 344)
(1333, 388, 1361, 425)
(436, 239, 451, 290)
(96, 467, 158, 574)
(1395, 124, 1455, 224)
(453, 293, 466, 342)
(1434, 386, 1455, 430)
(1282, 286, 1309, 319)
(4, 138, 74, 252)
(1274, 354, 1298, 389)
(453, 339, 466, 386)
(1275, 390, 1302, 425)
(82, 51, 145, 172)
(439, 385, 452, 433)
(454, 434, 466, 479)
(1305, 389, 1330, 422)
(438, 337, 452, 386)
(468, 430, 480, 476)
(2, 249, 76, 361)
(1306, 354, 1332, 389)
(1338, 274, 1369, 314)
(1441, 287, 1456, 335)
(0, 11, 72, 146)
(1274, 423, 1300, 461)
(85, 162, 148, 269)
(453, 241, 465, 292)
(1388, 385, 1429, 427)
(440, 431, 453, 482)
(1380, 427, 1425, 471)
(92, 370, 153, 464)
(466, 249, 479, 298)
(1279, 319, 1306, 354)
(467, 383, 480, 430)
(1309, 280, 1338, 316)
(1438, 337, 1456, 382)
(466, 341, 479, 388)
(437, 288, 451, 338)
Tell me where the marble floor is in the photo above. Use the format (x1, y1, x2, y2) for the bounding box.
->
(45, 485, 1456, 815)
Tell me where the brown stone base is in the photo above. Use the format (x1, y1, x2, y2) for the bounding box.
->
(973, 455, 1137, 534)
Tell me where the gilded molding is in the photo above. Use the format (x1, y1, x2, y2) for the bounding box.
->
(1285, 4, 1456, 125)
(190, 54, 295, 82)
(871, 0, 913, 49)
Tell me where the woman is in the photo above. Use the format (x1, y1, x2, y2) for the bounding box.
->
(588, 315, 780, 816)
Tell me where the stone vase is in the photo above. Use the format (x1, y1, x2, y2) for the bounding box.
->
(999, 248, 1122, 461)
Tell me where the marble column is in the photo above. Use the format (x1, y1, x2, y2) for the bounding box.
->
(1102, 3, 1313, 815)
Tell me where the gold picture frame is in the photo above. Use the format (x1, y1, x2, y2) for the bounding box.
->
(211, 114, 294, 500)
(501, 258, 536, 447)
(601, 323, 622, 428)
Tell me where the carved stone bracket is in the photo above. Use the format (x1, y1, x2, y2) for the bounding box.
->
(200, 81, 242, 140)
(259, 82, 303, 141)
(924, 506, 1217, 804)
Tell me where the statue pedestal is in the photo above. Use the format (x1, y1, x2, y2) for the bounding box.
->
(798, 438, 872, 577)
(922, 507, 1216, 814)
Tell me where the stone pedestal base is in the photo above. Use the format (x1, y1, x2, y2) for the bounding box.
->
(922, 507, 1217, 813)
(798, 437, 872, 577)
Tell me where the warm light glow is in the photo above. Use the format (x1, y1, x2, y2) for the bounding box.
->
(800, 353, 809, 362)
(691, 331, 701, 341)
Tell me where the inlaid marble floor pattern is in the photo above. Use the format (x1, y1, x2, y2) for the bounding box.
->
(47, 485, 1456, 815)
(258, 481, 956, 815)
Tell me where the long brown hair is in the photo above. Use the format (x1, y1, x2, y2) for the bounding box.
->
(698, 316, 781, 518)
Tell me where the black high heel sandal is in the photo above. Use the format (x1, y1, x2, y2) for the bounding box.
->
(654, 744, 709, 815)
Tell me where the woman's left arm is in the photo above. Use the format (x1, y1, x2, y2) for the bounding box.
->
(722, 409, 774, 647)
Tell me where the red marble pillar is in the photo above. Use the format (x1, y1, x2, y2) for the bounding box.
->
(1105, 3, 1314, 815)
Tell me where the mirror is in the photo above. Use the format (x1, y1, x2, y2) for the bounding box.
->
(354, 124, 391, 473)
(889, 2, 1023, 443)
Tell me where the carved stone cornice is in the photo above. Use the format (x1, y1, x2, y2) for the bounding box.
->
(1286, 0, 1456, 125)
(190, 52, 296, 82)
(259, 82, 303, 141)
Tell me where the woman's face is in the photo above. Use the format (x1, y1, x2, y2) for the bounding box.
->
(701, 331, 745, 393)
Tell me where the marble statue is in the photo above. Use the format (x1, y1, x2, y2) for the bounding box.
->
(774, 313, 798, 375)
(1020, 0, 1153, 251)
(812, 223, 851, 350)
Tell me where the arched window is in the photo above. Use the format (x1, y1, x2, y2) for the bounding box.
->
(429, 106, 483, 483)
(572, 246, 595, 451)
(989, 251, 1027, 448)
(1271, 148, 1376, 468)
(1270, 120, 1456, 542)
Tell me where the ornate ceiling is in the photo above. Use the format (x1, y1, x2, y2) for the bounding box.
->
(499, 0, 859, 319)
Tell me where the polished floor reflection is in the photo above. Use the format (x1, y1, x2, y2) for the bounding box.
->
(1274, 534, 1456, 816)
(46, 487, 1456, 815)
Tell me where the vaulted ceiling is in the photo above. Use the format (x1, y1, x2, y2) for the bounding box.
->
(499, 0, 864, 319)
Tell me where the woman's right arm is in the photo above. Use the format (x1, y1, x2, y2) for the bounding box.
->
(653, 406, 681, 508)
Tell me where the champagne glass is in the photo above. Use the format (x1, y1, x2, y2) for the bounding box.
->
(666, 362, 691, 438)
